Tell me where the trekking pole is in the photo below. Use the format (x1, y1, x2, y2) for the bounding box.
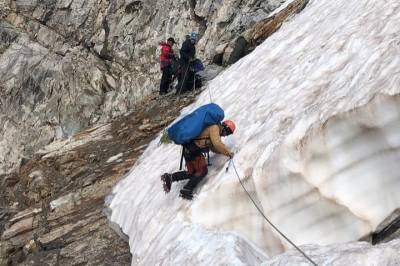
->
(177, 63, 190, 96)
(192, 73, 197, 96)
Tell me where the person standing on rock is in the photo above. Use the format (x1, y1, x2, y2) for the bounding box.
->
(161, 120, 236, 200)
(159, 37, 177, 95)
(176, 32, 198, 94)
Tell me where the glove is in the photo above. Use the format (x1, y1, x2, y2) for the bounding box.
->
(228, 151, 234, 159)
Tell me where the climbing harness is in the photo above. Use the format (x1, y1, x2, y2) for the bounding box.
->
(228, 159, 318, 266)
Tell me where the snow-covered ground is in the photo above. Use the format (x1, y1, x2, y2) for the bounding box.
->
(264, 239, 400, 266)
(110, 0, 400, 264)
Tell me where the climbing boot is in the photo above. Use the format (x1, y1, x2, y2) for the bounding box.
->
(161, 173, 172, 193)
(179, 188, 193, 200)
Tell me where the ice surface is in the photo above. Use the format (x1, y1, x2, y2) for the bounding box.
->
(264, 239, 400, 266)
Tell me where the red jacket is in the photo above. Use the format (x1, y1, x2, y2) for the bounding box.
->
(159, 42, 175, 69)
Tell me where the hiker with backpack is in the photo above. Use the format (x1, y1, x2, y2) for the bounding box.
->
(161, 103, 235, 200)
(159, 37, 177, 95)
(176, 32, 198, 94)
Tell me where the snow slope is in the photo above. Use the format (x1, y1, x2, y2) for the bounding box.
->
(110, 0, 400, 264)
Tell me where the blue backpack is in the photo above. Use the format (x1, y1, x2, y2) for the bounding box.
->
(168, 103, 224, 145)
(192, 59, 205, 73)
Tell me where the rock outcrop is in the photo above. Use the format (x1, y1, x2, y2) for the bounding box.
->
(0, 92, 199, 265)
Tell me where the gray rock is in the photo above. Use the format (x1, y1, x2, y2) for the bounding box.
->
(0, 241, 12, 265)
(2, 216, 34, 240)
(372, 209, 400, 244)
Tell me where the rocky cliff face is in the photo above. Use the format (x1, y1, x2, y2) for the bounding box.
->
(0, 92, 199, 265)
(0, 0, 295, 175)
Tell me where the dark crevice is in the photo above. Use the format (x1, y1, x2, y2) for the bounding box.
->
(125, 1, 143, 14)
(372, 216, 400, 245)
(212, 53, 223, 66)
(228, 36, 249, 64)
(297, 0, 310, 13)
(98, 17, 113, 61)
(0, 22, 20, 53)
(188, 0, 207, 37)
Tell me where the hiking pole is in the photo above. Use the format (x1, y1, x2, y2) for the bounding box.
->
(193, 73, 196, 95)
(177, 63, 190, 96)
(230, 159, 318, 266)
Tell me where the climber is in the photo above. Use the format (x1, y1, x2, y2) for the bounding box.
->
(176, 32, 198, 94)
(159, 37, 177, 95)
(161, 120, 236, 200)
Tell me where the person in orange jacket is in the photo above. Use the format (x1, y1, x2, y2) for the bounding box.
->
(159, 37, 176, 95)
(161, 120, 236, 200)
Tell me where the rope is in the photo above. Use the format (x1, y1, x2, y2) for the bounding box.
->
(228, 159, 318, 266)
(184, 11, 315, 262)
(174, 27, 315, 265)
(208, 84, 213, 102)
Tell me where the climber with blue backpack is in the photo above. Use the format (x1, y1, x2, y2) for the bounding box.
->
(161, 103, 235, 200)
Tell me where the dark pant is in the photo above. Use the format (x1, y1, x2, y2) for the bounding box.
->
(184, 70, 195, 92)
(160, 65, 172, 95)
(171, 144, 208, 192)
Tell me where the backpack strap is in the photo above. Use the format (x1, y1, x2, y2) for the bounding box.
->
(193, 137, 208, 141)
